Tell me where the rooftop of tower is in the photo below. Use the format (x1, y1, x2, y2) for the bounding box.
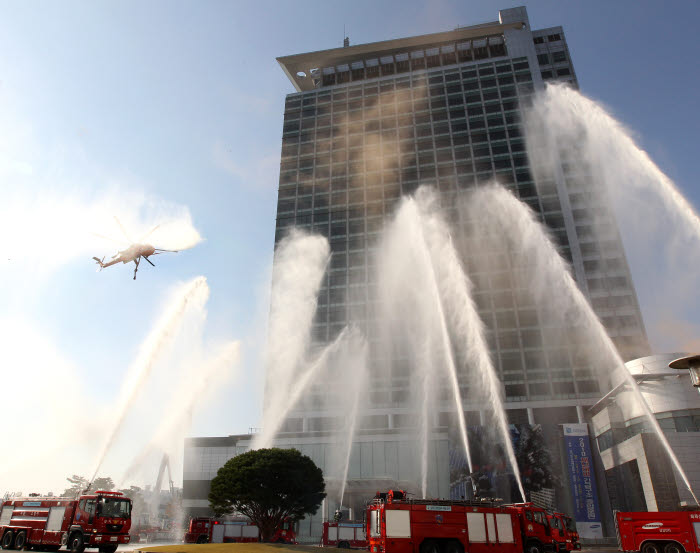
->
(277, 18, 526, 92)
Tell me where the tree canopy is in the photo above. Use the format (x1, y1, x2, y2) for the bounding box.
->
(62, 475, 115, 498)
(209, 448, 326, 542)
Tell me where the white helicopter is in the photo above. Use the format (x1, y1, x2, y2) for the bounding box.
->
(93, 217, 178, 280)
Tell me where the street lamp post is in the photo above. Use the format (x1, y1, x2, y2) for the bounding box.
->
(669, 354, 700, 390)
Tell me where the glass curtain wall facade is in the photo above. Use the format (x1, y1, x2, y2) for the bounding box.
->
(274, 6, 649, 435)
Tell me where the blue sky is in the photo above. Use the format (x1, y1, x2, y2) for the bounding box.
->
(0, 1, 698, 493)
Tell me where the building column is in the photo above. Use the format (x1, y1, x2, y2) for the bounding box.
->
(576, 405, 585, 423)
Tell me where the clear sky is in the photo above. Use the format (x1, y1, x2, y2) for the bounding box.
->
(1, 1, 698, 494)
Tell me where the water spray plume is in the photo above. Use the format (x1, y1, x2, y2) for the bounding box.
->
(376, 200, 460, 497)
(337, 329, 368, 507)
(118, 340, 241, 488)
(414, 189, 524, 501)
(258, 229, 329, 446)
(404, 197, 474, 487)
(529, 83, 700, 247)
(89, 276, 209, 483)
(254, 327, 349, 450)
(467, 185, 699, 506)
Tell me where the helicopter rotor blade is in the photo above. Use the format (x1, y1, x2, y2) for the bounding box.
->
(154, 248, 179, 253)
(138, 224, 160, 243)
(91, 232, 123, 245)
(113, 216, 133, 243)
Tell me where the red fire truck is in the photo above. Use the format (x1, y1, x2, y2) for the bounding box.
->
(555, 513, 579, 552)
(545, 513, 580, 552)
(615, 510, 700, 553)
(0, 491, 132, 553)
(322, 521, 368, 548)
(184, 517, 296, 544)
(504, 503, 558, 553)
(367, 490, 574, 553)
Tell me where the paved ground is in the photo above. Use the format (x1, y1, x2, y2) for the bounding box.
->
(116, 543, 621, 553)
(117, 542, 181, 552)
(116, 545, 621, 553)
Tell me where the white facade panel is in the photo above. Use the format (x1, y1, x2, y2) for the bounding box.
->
(360, 442, 372, 477)
(373, 441, 387, 476)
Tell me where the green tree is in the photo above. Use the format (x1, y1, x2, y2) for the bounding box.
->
(61, 476, 115, 498)
(209, 448, 326, 542)
(92, 477, 115, 491)
(62, 475, 88, 498)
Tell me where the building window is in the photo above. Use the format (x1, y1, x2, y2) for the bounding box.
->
(537, 53, 550, 65)
(552, 50, 567, 63)
(505, 383, 526, 398)
(533, 36, 545, 44)
(547, 33, 561, 41)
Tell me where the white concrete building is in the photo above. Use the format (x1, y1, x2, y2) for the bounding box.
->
(589, 354, 700, 511)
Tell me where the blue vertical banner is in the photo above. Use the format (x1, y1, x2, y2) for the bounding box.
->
(563, 423, 603, 539)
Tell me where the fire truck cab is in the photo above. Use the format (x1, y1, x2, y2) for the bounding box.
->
(505, 503, 556, 553)
(553, 513, 579, 552)
(366, 490, 523, 553)
(545, 513, 579, 552)
(546, 514, 566, 553)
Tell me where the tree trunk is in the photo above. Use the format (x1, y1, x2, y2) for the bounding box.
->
(258, 518, 278, 543)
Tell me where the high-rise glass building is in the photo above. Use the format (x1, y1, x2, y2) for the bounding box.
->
(274, 5, 648, 425)
(183, 6, 653, 539)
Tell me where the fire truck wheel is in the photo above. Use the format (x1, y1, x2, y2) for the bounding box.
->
(420, 540, 441, 553)
(1, 531, 14, 550)
(68, 533, 85, 553)
(337, 542, 350, 549)
(642, 543, 662, 553)
(525, 541, 543, 553)
(446, 540, 464, 553)
(13, 532, 26, 551)
(196, 536, 208, 544)
(663, 543, 684, 553)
